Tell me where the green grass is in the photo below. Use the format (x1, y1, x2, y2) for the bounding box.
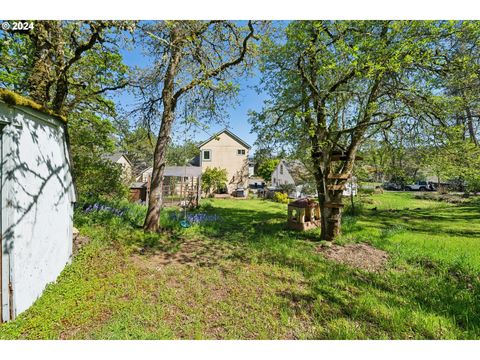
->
(1, 193, 480, 339)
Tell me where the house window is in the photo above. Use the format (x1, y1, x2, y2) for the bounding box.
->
(203, 150, 211, 161)
(280, 164, 284, 174)
(237, 149, 245, 155)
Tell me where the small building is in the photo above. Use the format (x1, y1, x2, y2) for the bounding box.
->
(129, 182, 148, 203)
(248, 177, 265, 189)
(271, 159, 357, 198)
(0, 90, 76, 322)
(271, 159, 313, 198)
(198, 129, 251, 195)
(131, 165, 202, 207)
(104, 152, 134, 182)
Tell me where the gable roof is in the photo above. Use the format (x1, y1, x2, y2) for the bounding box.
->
(104, 152, 133, 167)
(281, 159, 314, 185)
(198, 128, 251, 149)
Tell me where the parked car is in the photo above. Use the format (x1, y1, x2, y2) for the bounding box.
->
(383, 182, 403, 191)
(404, 181, 435, 191)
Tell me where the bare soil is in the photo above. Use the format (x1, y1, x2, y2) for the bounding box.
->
(131, 238, 237, 270)
(317, 243, 389, 272)
(72, 230, 90, 256)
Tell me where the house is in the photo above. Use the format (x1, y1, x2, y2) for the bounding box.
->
(271, 159, 357, 198)
(198, 129, 251, 195)
(134, 129, 250, 200)
(0, 90, 76, 322)
(104, 152, 134, 182)
(271, 159, 312, 197)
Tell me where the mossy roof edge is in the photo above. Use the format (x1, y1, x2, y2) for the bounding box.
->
(0, 88, 67, 123)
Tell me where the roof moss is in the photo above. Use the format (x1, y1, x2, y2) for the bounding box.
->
(0, 88, 67, 123)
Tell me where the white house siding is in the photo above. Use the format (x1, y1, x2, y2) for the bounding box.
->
(271, 160, 295, 187)
(271, 159, 357, 198)
(0, 102, 75, 320)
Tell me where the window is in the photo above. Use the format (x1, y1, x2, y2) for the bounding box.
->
(203, 150, 211, 161)
(237, 149, 245, 155)
(280, 164, 284, 174)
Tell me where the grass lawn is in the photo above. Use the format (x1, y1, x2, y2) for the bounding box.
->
(1, 192, 480, 339)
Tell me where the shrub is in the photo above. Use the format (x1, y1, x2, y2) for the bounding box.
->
(201, 167, 228, 195)
(278, 183, 296, 195)
(272, 192, 289, 204)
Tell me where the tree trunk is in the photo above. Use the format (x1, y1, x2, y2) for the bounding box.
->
(143, 26, 182, 232)
(325, 190, 343, 240)
(316, 176, 344, 241)
(465, 106, 479, 147)
(27, 21, 62, 106)
(313, 148, 359, 241)
(316, 174, 330, 241)
(143, 107, 176, 232)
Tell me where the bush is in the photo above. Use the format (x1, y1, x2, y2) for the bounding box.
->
(272, 192, 289, 204)
(201, 167, 228, 195)
(278, 183, 296, 195)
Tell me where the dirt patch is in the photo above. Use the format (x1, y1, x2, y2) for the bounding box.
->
(72, 228, 90, 255)
(131, 239, 237, 270)
(317, 243, 389, 272)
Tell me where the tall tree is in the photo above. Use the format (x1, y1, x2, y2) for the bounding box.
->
(1, 20, 135, 116)
(1, 21, 135, 202)
(441, 22, 480, 147)
(134, 21, 260, 232)
(118, 125, 157, 173)
(251, 20, 457, 240)
(69, 110, 128, 202)
(166, 140, 200, 166)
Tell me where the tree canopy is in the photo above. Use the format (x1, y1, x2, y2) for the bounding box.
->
(250, 20, 480, 240)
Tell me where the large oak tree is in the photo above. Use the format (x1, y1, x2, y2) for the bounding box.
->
(133, 21, 260, 232)
(251, 20, 462, 240)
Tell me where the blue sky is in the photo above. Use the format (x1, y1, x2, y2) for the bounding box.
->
(115, 27, 269, 152)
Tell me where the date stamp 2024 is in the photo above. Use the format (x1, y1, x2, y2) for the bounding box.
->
(1, 21, 35, 31)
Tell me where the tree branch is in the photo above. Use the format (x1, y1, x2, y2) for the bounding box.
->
(172, 21, 256, 102)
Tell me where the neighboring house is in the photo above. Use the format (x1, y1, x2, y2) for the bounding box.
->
(135, 129, 251, 198)
(271, 159, 357, 198)
(0, 90, 76, 322)
(136, 166, 153, 183)
(104, 152, 134, 182)
(343, 177, 358, 197)
(198, 129, 251, 195)
(271, 159, 312, 198)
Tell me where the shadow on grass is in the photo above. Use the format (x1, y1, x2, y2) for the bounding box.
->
(259, 242, 480, 338)
(347, 203, 480, 239)
(77, 199, 480, 338)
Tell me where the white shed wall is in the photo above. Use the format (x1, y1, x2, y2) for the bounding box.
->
(1, 103, 74, 319)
